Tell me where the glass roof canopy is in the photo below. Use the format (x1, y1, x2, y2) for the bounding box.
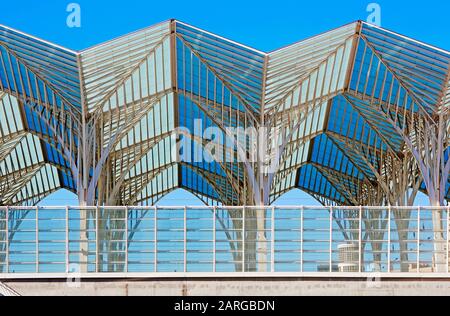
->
(0, 20, 449, 207)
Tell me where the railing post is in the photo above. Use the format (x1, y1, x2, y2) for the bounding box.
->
(271, 206, 275, 273)
(36, 206, 39, 273)
(445, 206, 450, 273)
(417, 206, 421, 273)
(358, 206, 363, 273)
(300, 206, 304, 273)
(95, 206, 99, 273)
(66, 206, 69, 273)
(242, 206, 245, 272)
(184, 206, 187, 273)
(388, 206, 392, 273)
(330, 206, 333, 273)
(213, 206, 216, 273)
(154, 205, 158, 273)
(5, 206, 9, 274)
(125, 206, 128, 273)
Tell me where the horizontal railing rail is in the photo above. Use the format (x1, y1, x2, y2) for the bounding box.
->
(0, 206, 448, 275)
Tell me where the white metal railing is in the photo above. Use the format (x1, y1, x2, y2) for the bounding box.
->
(0, 206, 449, 275)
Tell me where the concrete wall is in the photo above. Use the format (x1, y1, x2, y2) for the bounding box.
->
(4, 277, 450, 296)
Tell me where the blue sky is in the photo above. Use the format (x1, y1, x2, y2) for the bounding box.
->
(0, 0, 441, 206)
(1, 0, 449, 52)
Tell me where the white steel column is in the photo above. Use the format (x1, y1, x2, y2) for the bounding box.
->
(79, 206, 88, 273)
(431, 206, 446, 272)
(257, 206, 267, 272)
